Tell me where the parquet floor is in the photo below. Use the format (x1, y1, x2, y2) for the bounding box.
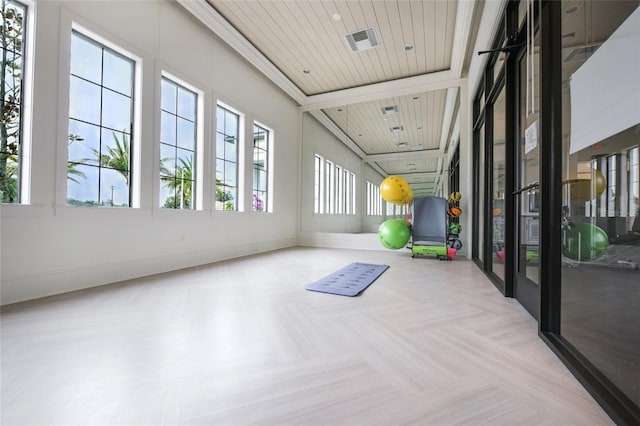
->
(1, 247, 612, 425)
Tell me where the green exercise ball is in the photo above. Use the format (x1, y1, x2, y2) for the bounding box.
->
(562, 222, 609, 261)
(378, 219, 411, 250)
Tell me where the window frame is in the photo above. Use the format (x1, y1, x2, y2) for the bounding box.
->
(215, 101, 244, 212)
(65, 27, 138, 208)
(252, 121, 273, 213)
(0, 0, 33, 204)
(158, 71, 202, 210)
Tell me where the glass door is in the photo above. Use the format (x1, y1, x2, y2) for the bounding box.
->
(512, 29, 541, 319)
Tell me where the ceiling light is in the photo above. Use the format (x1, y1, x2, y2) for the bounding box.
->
(332, 13, 342, 21)
(404, 44, 414, 51)
(396, 142, 407, 148)
(412, 96, 419, 100)
(303, 69, 311, 74)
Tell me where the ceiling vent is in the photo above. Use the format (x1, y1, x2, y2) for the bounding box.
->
(389, 126, 404, 133)
(380, 105, 399, 116)
(345, 27, 380, 52)
(564, 44, 600, 63)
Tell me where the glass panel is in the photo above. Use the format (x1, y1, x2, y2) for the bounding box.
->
(254, 127, 267, 150)
(478, 125, 485, 263)
(160, 111, 176, 145)
(67, 164, 99, 205)
(216, 106, 224, 134)
(176, 117, 195, 151)
(215, 158, 224, 183)
(225, 111, 238, 138)
(254, 149, 266, 170)
(177, 87, 196, 120)
(519, 30, 540, 285)
(101, 129, 130, 173)
(160, 143, 175, 177)
(69, 76, 101, 124)
(100, 167, 129, 207)
(176, 148, 193, 178)
(101, 89, 131, 132)
(560, 0, 640, 407)
(224, 136, 237, 163)
(159, 182, 175, 208)
(161, 79, 176, 114)
(70, 32, 101, 83)
(68, 119, 99, 165)
(224, 161, 236, 187)
(102, 50, 133, 96)
(2, 52, 21, 102)
(258, 170, 267, 192)
(492, 87, 506, 280)
(216, 133, 224, 160)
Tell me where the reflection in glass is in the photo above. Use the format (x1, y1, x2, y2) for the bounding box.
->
(519, 32, 540, 285)
(492, 87, 506, 280)
(560, 1, 640, 407)
(478, 125, 485, 262)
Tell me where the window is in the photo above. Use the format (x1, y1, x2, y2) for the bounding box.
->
(347, 171, 356, 214)
(335, 164, 343, 214)
(629, 147, 639, 218)
(325, 160, 334, 214)
(252, 123, 270, 212)
(159, 76, 197, 209)
(1, 0, 26, 203)
(67, 30, 135, 207)
(315, 154, 355, 215)
(366, 181, 381, 216)
(314, 154, 323, 214)
(216, 104, 239, 211)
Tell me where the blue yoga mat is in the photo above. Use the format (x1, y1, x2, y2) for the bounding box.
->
(305, 262, 389, 297)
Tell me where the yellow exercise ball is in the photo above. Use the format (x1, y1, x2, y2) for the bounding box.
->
(566, 169, 606, 202)
(401, 185, 414, 205)
(381, 175, 412, 205)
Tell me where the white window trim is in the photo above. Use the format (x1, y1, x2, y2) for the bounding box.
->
(159, 70, 204, 211)
(215, 99, 244, 212)
(56, 11, 144, 212)
(253, 120, 274, 214)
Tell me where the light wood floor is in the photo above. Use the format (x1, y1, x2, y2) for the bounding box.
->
(1, 247, 612, 425)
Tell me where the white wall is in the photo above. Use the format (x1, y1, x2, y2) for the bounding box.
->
(300, 113, 366, 234)
(0, 0, 300, 305)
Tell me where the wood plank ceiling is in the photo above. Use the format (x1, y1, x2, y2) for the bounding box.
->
(191, 0, 473, 195)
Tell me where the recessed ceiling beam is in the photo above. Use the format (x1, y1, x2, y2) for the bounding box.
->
(363, 150, 443, 163)
(301, 73, 465, 111)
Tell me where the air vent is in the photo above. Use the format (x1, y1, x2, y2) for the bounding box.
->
(389, 126, 404, 133)
(380, 105, 399, 116)
(564, 44, 600, 63)
(345, 27, 380, 52)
